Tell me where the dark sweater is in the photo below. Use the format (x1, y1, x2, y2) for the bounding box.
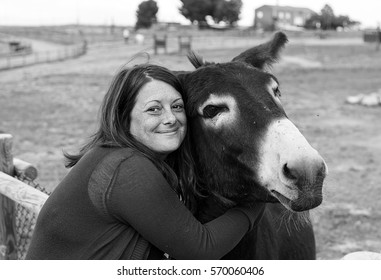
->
(26, 147, 259, 260)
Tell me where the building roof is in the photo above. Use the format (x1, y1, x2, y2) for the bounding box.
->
(255, 5, 315, 14)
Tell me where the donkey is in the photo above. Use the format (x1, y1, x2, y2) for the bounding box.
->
(177, 32, 327, 259)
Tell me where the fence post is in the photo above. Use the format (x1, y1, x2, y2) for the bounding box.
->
(0, 134, 17, 260)
(6, 56, 10, 69)
(153, 35, 167, 55)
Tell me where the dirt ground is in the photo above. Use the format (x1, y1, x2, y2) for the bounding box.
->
(0, 34, 380, 259)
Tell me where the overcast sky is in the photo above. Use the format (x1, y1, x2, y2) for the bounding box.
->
(1, 0, 380, 28)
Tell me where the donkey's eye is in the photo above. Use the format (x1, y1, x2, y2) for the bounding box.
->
(273, 86, 281, 98)
(203, 105, 227, 118)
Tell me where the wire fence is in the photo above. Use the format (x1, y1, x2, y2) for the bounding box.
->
(0, 41, 87, 71)
(14, 176, 51, 260)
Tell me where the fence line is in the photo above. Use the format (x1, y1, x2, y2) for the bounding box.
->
(145, 35, 270, 55)
(0, 41, 87, 71)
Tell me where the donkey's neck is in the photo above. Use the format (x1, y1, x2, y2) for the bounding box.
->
(196, 193, 236, 223)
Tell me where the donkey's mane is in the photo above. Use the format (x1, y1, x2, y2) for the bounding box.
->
(187, 51, 213, 69)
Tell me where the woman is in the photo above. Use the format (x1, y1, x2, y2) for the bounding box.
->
(26, 63, 264, 260)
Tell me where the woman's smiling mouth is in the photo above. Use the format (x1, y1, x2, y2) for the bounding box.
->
(157, 128, 179, 134)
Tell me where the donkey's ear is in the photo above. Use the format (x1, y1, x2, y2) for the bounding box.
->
(187, 51, 207, 69)
(232, 32, 288, 70)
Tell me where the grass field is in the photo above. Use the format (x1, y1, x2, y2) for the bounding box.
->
(1, 32, 380, 259)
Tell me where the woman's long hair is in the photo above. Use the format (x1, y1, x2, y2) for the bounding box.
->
(64, 63, 197, 212)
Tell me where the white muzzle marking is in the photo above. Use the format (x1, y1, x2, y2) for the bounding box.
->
(257, 118, 327, 202)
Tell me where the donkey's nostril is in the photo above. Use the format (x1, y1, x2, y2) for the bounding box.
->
(282, 163, 298, 181)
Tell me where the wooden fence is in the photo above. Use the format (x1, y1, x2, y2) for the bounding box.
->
(363, 29, 381, 43)
(0, 134, 48, 260)
(363, 28, 381, 51)
(0, 41, 87, 71)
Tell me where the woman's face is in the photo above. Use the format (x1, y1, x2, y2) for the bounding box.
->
(129, 80, 187, 158)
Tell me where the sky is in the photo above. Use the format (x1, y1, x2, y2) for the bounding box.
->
(1, 0, 380, 28)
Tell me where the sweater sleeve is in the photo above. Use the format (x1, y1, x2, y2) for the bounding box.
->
(105, 153, 263, 260)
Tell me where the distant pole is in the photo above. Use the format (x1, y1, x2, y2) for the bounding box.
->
(75, 0, 80, 27)
(110, 17, 115, 34)
(376, 23, 380, 51)
(6, 56, 10, 69)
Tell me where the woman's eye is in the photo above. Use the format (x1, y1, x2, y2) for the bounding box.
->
(172, 104, 184, 111)
(147, 107, 161, 113)
(203, 105, 226, 118)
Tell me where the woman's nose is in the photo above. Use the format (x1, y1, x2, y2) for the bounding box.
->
(162, 110, 177, 124)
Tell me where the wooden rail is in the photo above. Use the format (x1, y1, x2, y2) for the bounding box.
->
(0, 172, 48, 214)
(13, 158, 38, 181)
(0, 133, 47, 259)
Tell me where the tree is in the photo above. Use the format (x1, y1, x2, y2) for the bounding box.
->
(333, 15, 359, 29)
(214, 0, 242, 26)
(135, 0, 158, 30)
(304, 4, 359, 30)
(320, 4, 335, 30)
(179, 0, 214, 25)
(304, 13, 322, 29)
(179, 0, 242, 27)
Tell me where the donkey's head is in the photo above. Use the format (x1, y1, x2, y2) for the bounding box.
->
(178, 32, 327, 212)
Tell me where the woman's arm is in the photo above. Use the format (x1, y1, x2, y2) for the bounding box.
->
(106, 153, 264, 260)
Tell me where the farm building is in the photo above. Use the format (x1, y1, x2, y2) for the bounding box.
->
(254, 5, 315, 31)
